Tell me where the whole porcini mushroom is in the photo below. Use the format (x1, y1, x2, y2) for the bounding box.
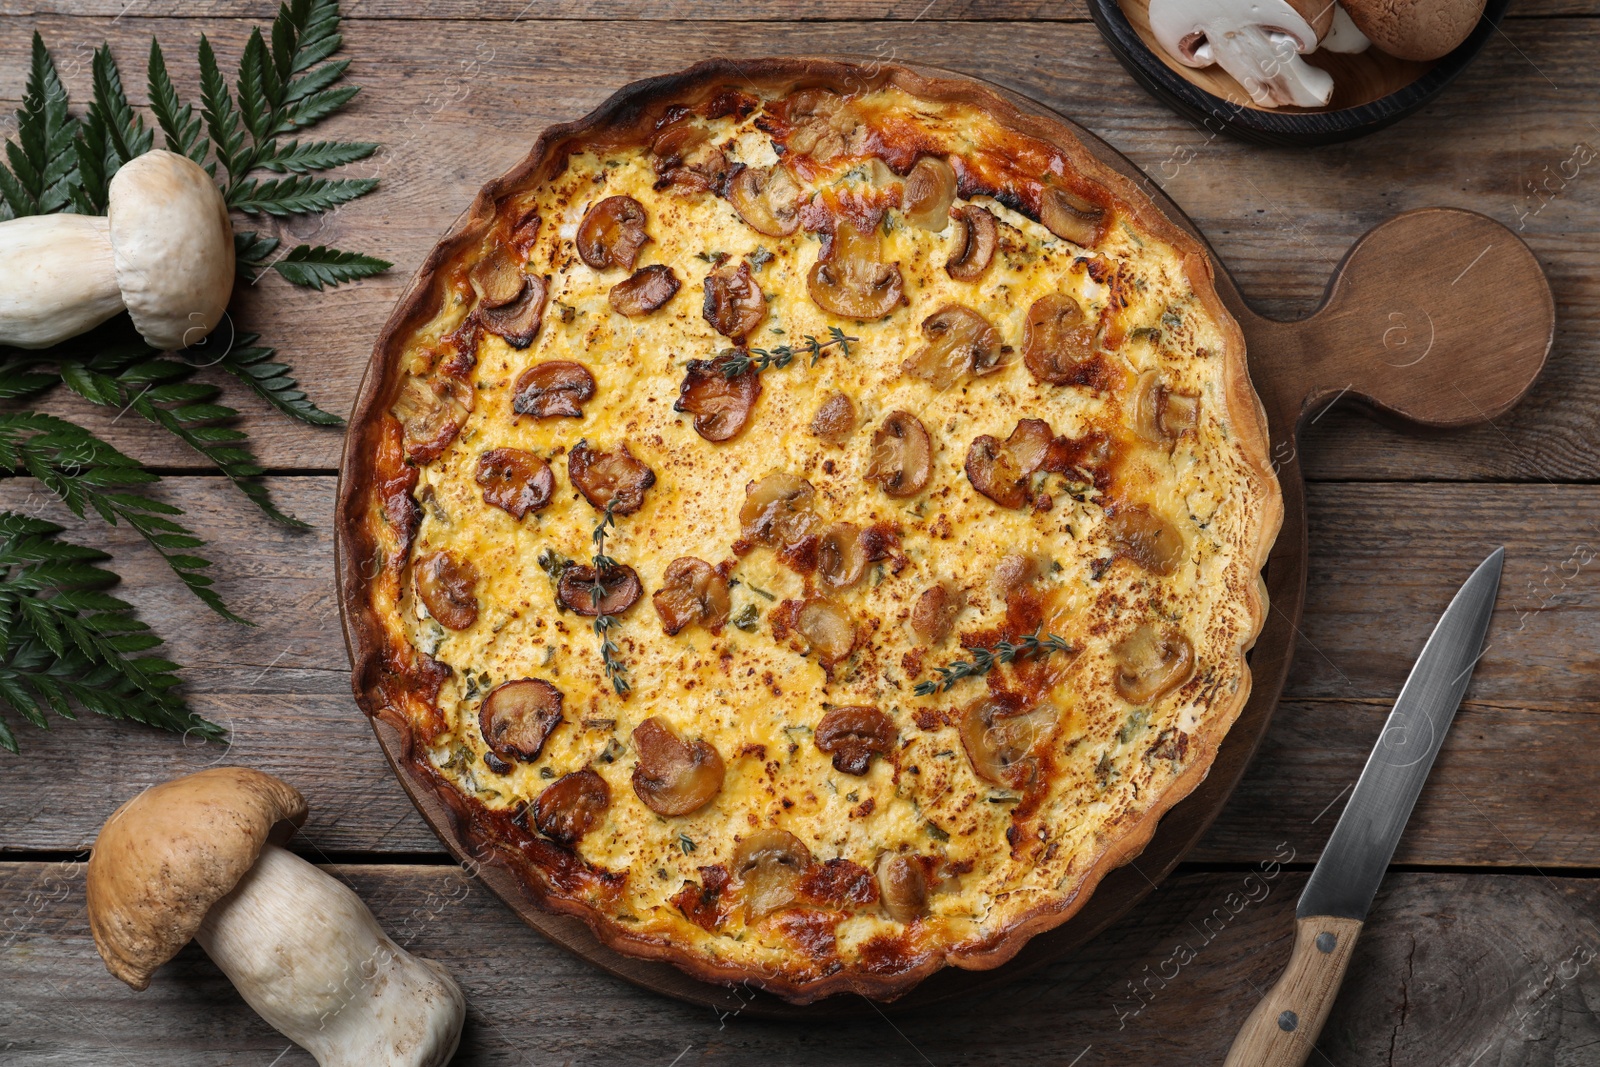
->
(1341, 0, 1486, 61)
(0, 148, 234, 350)
(86, 767, 465, 1067)
(1149, 0, 1336, 108)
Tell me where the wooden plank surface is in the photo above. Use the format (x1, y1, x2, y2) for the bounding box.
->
(4, 861, 1599, 1064)
(0, 16, 1595, 481)
(0, 478, 1593, 865)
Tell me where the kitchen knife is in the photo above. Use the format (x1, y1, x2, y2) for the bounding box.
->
(1223, 547, 1504, 1067)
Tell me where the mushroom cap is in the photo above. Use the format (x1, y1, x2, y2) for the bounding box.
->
(107, 149, 235, 351)
(1286, 0, 1336, 41)
(1342, 0, 1486, 61)
(86, 767, 307, 990)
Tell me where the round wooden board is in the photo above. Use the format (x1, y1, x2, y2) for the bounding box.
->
(336, 58, 1552, 1019)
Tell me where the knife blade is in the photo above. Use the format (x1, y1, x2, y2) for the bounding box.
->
(1223, 547, 1504, 1067)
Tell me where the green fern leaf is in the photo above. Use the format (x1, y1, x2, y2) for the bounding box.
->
(0, 33, 81, 218)
(147, 39, 211, 169)
(87, 45, 152, 170)
(227, 173, 376, 215)
(272, 244, 390, 291)
(256, 138, 376, 174)
(198, 35, 253, 184)
(219, 333, 343, 426)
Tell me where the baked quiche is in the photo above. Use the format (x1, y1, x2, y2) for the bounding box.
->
(339, 59, 1282, 1002)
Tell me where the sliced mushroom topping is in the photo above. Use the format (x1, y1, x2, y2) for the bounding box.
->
(784, 89, 856, 161)
(1113, 624, 1195, 705)
(816, 523, 867, 590)
(1024, 293, 1096, 385)
(901, 156, 957, 231)
(960, 694, 1058, 786)
(1133, 370, 1199, 445)
(728, 164, 803, 237)
(557, 562, 643, 617)
(702, 261, 766, 340)
(474, 448, 554, 519)
(512, 360, 596, 419)
(946, 204, 998, 281)
(479, 678, 563, 763)
(631, 716, 724, 817)
(393, 374, 473, 465)
(1038, 185, 1107, 248)
(807, 218, 904, 321)
(568, 442, 656, 515)
(793, 597, 858, 665)
(991, 552, 1040, 601)
(911, 581, 966, 645)
(732, 829, 813, 919)
(902, 304, 1001, 390)
(652, 557, 732, 636)
(964, 418, 1052, 509)
(576, 195, 649, 271)
(414, 551, 479, 630)
(468, 248, 526, 308)
(1104, 505, 1185, 576)
(876, 853, 928, 923)
(609, 264, 680, 317)
(674, 354, 761, 442)
(809, 391, 857, 444)
(480, 273, 548, 349)
(533, 769, 610, 846)
(814, 705, 897, 776)
(740, 473, 820, 547)
(650, 119, 709, 162)
(867, 411, 933, 498)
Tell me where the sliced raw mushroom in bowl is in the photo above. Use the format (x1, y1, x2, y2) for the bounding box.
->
(1148, 0, 1337, 108)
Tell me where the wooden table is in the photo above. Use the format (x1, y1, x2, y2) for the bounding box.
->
(3, 2, 1598, 1063)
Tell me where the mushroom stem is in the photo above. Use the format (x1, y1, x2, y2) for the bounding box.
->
(1149, 0, 1335, 108)
(0, 214, 123, 348)
(193, 845, 465, 1067)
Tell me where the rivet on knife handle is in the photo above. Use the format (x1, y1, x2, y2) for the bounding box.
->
(1222, 915, 1362, 1067)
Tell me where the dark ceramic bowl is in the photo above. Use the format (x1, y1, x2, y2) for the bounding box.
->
(1089, 0, 1510, 146)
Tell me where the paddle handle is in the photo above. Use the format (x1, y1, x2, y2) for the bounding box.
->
(1223, 915, 1363, 1067)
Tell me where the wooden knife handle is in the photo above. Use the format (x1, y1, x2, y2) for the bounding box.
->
(1223, 915, 1363, 1067)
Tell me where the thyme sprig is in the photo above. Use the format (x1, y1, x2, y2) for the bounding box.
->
(719, 326, 857, 379)
(913, 628, 1075, 696)
(589, 501, 629, 695)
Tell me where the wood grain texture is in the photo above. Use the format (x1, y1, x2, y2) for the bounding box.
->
(0, 479, 1593, 864)
(1223, 915, 1365, 1067)
(0, 17, 1594, 479)
(4, 863, 1598, 1064)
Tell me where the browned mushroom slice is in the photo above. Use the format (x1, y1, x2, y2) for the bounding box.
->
(1113, 624, 1195, 705)
(414, 551, 479, 630)
(674, 354, 761, 442)
(609, 264, 680, 317)
(1133, 370, 1199, 445)
(960, 694, 1058, 786)
(991, 552, 1040, 601)
(512, 360, 596, 419)
(576, 195, 649, 271)
(631, 716, 724, 816)
(481, 273, 547, 349)
(732, 829, 814, 919)
(468, 248, 526, 308)
(474, 448, 554, 519)
(814, 705, 897, 776)
(816, 523, 867, 591)
(557, 562, 643, 617)
(392, 373, 473, 465)
(807, 219, 904, 321)
(902, 304, 1002, 390)
(479, 678, 563, 763)
(911, 581, 966, 644)
(901, 156, 957, 231)
(652, 557, 732, 635)
(964, 419, 1051, 510)
(1104, 505, 1184, 576)
(650, 118, 709, 162)
(1023, 293, 1095, 385)
(946, 204, 998, 281)
(702, 261, 767, 340)
(876, 853, 928, 922)
(740, 473, 820, 547)
(727, 164, 803, 237)
(1038, 185, 1107, 247)
(867, 411, 933, 498)
(793, 598, 858, 665)
(568, 442, 656, 515)
(809, 391, 857, 444)
(533, 769, 610, 846)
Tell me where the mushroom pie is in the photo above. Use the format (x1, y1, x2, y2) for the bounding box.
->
(340, 59, 1282, 1002)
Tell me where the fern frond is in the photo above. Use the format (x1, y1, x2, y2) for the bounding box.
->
(218, 333, 343, 426)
